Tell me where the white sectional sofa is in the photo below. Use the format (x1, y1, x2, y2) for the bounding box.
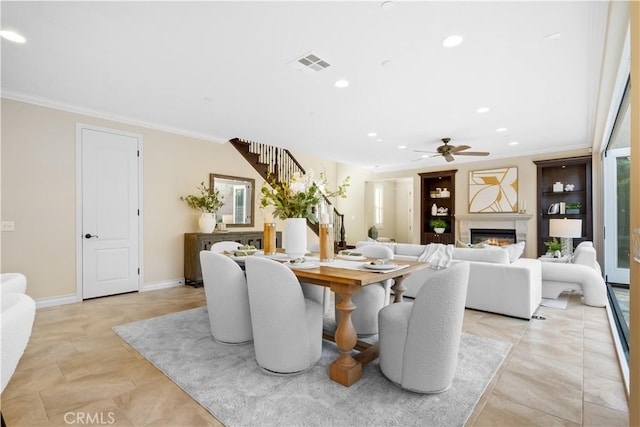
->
(541, 241, 606, 307)
(354, 241, 542, 319)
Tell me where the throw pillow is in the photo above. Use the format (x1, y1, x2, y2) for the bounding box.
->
(456, 240, 470, 248)
(502, 241, 525, 263)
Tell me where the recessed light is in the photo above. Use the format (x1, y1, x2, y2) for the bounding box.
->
(544, 32, 561, 40)
(476, 107, 490, 114)
(397, 145, 407, 149)
(496, 127, 507, 132)
(367, 132, 378, 137)
(376, 138, 383, 142)
(509, 141, 519, 146)
(0, 30, 26, 43)
(334, 79, 350, 88)
(442, 35, 463, 48)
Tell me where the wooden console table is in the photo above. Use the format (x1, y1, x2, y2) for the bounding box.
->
(184, 231, 282, 286)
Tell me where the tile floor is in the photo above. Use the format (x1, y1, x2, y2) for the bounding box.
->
(1, 286, 630, 426)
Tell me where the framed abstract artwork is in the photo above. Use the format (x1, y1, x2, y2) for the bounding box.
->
(468, 167, 518, 213)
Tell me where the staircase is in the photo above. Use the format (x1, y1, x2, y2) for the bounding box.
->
(229, 138, 347, 250)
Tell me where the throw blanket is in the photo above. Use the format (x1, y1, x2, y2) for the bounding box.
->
(417, 243, 453, 268)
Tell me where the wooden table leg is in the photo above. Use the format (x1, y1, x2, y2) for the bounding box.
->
(391, 274, 407, 303)
(329, 284, 361, 386)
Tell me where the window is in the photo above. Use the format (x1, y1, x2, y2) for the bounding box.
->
(374, 184, 384, 227)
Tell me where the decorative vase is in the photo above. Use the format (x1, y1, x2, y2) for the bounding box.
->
(285, 218, 307, 259)
(431, 203, 438, 215)
(434, 227, 445, 234)
(198, 213, 216, 233)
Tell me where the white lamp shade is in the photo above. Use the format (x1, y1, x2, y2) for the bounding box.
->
(549, 218, 582, 238)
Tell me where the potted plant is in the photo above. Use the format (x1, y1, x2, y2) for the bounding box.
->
(544, 237, 562, 257)
(181, 182, 224, 233)
(566, 202, 581, 214)
(430, 218, 447, 234)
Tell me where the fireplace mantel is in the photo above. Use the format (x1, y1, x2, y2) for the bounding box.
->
(457, 213, 533, 243)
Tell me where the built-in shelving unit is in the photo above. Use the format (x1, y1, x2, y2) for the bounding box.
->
(419, 170, 457, 245)
(533, 156, 592, 257)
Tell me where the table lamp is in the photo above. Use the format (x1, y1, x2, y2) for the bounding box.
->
(549, 218, 582, 257)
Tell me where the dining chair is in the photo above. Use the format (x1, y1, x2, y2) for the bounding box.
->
(209, 241, 241, 253)
(244, 256, 323, 375)
(378, 262, 470, 393)
(335, 244, 394, 336)
(199, 251, 253, 344)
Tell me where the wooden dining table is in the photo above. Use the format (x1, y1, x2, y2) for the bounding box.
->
(287, 257, 429, 387)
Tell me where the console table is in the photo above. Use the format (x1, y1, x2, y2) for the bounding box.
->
(184, 231, 282, 286)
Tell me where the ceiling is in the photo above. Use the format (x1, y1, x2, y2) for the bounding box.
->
(1, 1, 610, 172)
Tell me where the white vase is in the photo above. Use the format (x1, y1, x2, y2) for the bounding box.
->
(434, 227, 445, 234)
(285, 218, 307, 259)
(198, 212, 216, 233)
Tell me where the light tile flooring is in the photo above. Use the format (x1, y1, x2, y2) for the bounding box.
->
(1, 287, 630, 426)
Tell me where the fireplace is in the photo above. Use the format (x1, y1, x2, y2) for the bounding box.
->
(457, 213, 533, 246)
(471, 228, 517, 246)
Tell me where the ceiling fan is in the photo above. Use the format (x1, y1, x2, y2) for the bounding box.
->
(413, 138, 490, 162)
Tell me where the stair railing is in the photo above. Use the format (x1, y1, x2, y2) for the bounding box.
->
(230, 138, 347, 249)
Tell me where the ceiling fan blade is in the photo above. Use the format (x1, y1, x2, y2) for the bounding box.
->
(449, 145, 471, 153)
(413, 149, 438, 153)
(444, 152, 455, 162)
(455, 151, 490, 156)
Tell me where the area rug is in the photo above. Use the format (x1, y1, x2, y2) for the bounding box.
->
(540, 294, 569, 309)
(113, 307, 511, 427)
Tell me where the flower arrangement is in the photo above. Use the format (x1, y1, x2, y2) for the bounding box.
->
(259, 170, 350, 222)
(181, 182, 224, 213)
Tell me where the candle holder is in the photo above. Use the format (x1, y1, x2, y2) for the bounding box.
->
(263, 222, 277, 255)
(319, 223, 334, 262)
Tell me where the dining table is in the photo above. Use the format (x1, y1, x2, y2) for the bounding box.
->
(272, 253, 429, 387)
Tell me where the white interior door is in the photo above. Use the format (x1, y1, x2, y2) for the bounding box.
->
(79, 125, 141, 299)
(604, 147, 631, 285)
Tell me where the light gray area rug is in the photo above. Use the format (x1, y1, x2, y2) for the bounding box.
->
(113, 307, 511, 427)
(540, 294, 569, 309)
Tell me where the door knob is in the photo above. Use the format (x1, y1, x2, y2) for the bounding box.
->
(85, 234, 99, 239)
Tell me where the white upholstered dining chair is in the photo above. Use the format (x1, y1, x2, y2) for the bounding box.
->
(209, 241, 241, 253)
(199, 251, 253, 344)
(378, 262, 470, 393)
(335, 244, 394, 336)
(244, 256, 323, 375)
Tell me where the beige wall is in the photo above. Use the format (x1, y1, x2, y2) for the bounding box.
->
(0, 99, 342, 301)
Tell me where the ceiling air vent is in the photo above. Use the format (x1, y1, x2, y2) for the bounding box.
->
(289, 53, 331, 72)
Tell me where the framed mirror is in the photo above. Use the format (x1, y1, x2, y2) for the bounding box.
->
(210, 174, 255, 227)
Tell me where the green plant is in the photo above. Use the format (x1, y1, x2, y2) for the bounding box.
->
(259, 170, 350, 222)
(566, 202, 581, 210)
(544, 237, 562, 252)
(429, 218, 447, 230)
(181, 182, 224, 213)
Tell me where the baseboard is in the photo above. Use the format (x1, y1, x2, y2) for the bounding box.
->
(142, 278, 185, 292)
(35, 294, 81, 309)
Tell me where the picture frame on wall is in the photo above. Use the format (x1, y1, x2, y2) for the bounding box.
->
(468, 167, 518, 213)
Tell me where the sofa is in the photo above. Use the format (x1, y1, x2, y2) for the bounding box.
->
(354, 241, 542, 319)
(541, 241, 607, 307)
